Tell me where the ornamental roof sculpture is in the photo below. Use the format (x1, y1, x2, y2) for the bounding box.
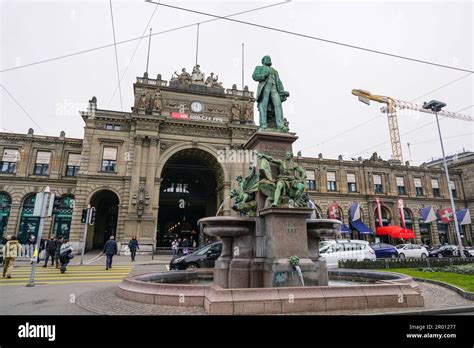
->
(170, 65, 223, 88)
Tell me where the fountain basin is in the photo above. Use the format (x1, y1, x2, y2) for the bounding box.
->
(307, 219, 341, 239)
(198, 216, 255, 238)
(115, 269, 424, 314)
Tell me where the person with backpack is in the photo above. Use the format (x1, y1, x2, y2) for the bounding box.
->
(2, 235, 23, 278)
(103, 236, 118, 270)
(128, 236, 139, 262)
(59, 239, 73, 274)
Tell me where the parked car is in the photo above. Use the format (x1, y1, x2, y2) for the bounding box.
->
(319, 240, 376, 267)
(395, 244, 428, 258)
(465, 247, 474, 257)
(169, 241, 222, 270)
(429, 244, 471, 258)
(370, 243, 399, 258)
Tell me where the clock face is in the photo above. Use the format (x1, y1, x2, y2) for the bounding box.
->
(191, 101, 203, 113)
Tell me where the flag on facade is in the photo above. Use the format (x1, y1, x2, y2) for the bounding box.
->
(349, 202, 361, 221)
(398, 199, 406, 228)
(420, 206, 436, 223)
(456, 209, 472, 225)
(328, 203, 340, 220)
(375, 197, 383, 227)
(438, 208, 454, 223)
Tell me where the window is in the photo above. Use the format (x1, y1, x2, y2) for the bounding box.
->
(414, 178, 423, 196)
(101, 147, 117, 172)
(347, 173, 357, 192)
(449, 181, 457, 198)
(431, 179, 440, 197)
(396, 176, 406, 195)
(34, 151, 51, 175)
(106, 124, 121, 131)
(66, 153, 81, 177)
(0, 148, 19, 174)
(306, 170, 316, 190)
(326, 171, 337, 191)
(373, 174, 383, 193)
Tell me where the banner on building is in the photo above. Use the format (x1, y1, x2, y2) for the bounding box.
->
(420, 206, 436, 223)
(456, 209, 471, 225)
(438, 208, 453, 223)
(375, 197, 383, 227)
(398, 199, 406, 228)
(349, 202, 361, 221)
(328, 203, 340, 220)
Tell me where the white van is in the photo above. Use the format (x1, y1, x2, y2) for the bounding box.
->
(319, 240, 376, 267)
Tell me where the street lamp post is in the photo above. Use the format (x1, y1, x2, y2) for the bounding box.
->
(423, 100, 465, 258)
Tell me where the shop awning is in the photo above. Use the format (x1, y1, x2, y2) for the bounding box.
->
(350, 220, 373, 234)
(340, 224, 351, 234)
(376, 226, 415, 239)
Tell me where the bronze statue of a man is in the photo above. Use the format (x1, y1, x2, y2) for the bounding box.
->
(252, 55, 289, 132)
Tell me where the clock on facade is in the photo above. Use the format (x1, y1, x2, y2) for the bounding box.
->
(191, 101, 203, 113)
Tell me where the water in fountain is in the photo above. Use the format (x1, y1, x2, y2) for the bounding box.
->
(215, 196, 231, 216)
(294, 265, 305, 287)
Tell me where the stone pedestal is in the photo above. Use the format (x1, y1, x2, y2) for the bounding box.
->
(259, 207, 321, 287)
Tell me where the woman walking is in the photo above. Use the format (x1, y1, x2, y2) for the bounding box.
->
(128, 236, 139, 262)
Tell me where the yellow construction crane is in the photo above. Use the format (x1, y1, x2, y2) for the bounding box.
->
(351, 89, 474, 163)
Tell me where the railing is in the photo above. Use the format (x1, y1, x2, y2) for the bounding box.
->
(339, 257, 474, 269)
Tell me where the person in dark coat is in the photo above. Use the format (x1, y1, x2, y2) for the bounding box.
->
(128, 236, 139, 262)
(103, 236, 118, 270)
(43, 237, 57, 267)
(54, 237, 63, 269)
(59, 239, 73, 274)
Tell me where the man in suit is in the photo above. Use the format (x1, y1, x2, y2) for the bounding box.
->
(252, 55, 289, 131)
(103, 236, 118, 270)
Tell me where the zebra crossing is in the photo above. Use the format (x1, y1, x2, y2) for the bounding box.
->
(0, 264, 133, 286)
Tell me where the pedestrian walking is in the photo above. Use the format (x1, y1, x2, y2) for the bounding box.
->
(59, 239, 73, 274)
(128, 236, 139, 262)
(182, 237, 189, 255)
(43, 237, 57, 267)
(103, 236, 118, 270)
(171, 239, 178, 256)
(2, 235, 22, 278)
(26, 235, 36, 259)
(54, 237, 62, 269)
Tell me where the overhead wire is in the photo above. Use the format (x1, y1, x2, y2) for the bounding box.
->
(109, 0, 124, 110)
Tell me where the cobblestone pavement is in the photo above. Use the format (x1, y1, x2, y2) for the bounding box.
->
(75, 281, 473, 315)
(76, 286, 207, 315)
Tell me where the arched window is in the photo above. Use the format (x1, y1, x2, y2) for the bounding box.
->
(401, 208, 414, 230)
(18, 194, 40, 244)
(0, 192, 12, 238)
(374, 206, 391, 227)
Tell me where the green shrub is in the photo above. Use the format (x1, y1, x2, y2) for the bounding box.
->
(338, 257, 474, 269)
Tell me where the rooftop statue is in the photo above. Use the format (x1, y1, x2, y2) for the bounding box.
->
(191, 65, 205, 83)
(205, 72, 223, 88)
(252, 55, 290, 132)
(172, 68, 191, 84)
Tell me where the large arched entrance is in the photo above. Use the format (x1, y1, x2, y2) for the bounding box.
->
(157, 148, 224, 248)
(88, 190, 119, 250)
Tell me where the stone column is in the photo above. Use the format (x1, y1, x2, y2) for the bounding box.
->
(129, 135, 143, 213)
(146, 137, 159, 214)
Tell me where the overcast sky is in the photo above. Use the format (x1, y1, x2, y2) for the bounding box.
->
(1, 0, 473, 165)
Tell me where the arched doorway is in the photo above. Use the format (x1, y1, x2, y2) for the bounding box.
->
(88, 190, 119, 250)
(18, 194, 40, 244)
(52, 195, 75, 239)
(157, 148, 223, 248)
(0, 192, 12, 238)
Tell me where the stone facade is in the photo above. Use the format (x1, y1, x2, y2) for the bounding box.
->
(0, 74, 472, 250)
